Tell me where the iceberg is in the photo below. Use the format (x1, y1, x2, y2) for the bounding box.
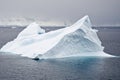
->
(0, 16, 113, 59)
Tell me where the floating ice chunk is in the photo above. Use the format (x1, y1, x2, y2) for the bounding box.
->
(0, 16, 113, 59)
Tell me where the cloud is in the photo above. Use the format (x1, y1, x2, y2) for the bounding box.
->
(0, 0, 120, 26)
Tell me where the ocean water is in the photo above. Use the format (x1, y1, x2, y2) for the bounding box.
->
(0, 27, 120, 80)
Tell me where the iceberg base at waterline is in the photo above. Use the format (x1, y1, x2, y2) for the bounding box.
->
(0, 16, 114, 59)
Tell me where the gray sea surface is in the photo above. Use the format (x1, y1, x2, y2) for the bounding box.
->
(0, 27, 120, 80)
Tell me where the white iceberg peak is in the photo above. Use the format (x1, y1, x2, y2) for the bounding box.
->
(17, 22, 45, 38)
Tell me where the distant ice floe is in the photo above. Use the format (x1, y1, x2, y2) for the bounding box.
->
(0, 16, 114, 59)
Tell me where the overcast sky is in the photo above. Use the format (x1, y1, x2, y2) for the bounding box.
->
(0, 0, 120, 26)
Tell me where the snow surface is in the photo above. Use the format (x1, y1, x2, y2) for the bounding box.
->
(0, 16, 113, 59)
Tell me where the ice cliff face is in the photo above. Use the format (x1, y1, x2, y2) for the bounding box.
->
(0, 16, 113, 59)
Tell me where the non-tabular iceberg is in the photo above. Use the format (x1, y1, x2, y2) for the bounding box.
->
(0, 16, 113, 59)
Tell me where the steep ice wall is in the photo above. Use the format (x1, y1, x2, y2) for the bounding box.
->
(0, 16, 113, 59)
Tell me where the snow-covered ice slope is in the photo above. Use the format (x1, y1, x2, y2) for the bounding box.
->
(0, 16, 113, 59)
